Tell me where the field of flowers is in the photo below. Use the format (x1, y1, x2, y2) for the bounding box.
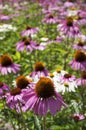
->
(0, 0, 86, 130)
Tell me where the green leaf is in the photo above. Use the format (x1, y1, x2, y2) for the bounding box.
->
(15, 51, 21, 59)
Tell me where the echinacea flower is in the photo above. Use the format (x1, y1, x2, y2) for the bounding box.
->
(0, 82, 10, 99)
(67, 7, 79, 17)
(6, 87, 25, 112)
(50, 69, 77, 93)
(16, 37, 45, 52)
(76, 71, 86, 86)
(64, 0, 76, 8)
(22, 77, 67, 115)
(0, 14, 11, 21)
(38, 0, 56, 7)
(73, 41, 86, 50)
(20, 26, 39, 37)
(60, 81, 77, 93)
(42, 13, 58, 24)
(57, 17, 80, 38)
(0, 54, 20, 75)
(40, 37, 49, 46)
(40, 37, 48, 42)
(73, 113, 85, 121)
(6, 75, 34, 112)
(56, 35, 65, 43)
(76, 10, 86, 25)
(16, 75, 33, 89)
(78, 34, 86, 42)
(70, 50, 86, 71)
(59, 73, 76, 83)
(50, 68, 67, 81)
(30, 62, 49, 82)
(53, 77, 77, 93)
(0, 24, 17, 32)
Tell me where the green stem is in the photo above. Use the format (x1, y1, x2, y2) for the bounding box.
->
(33, 115, 41, 130)
(43, 116, 46, 130)
(63, 36, 70, 70)
(27, 53, 33, 71)
(18, 100, 28, 130)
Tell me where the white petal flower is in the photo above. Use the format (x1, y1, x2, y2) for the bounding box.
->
(54, 81, 77, 94)
(40, 37, 48, 42)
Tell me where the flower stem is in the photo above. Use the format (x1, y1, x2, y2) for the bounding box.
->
(63, 36, 71, 70)
(43, 116, 46, 130)
(33, 115, 41, 130)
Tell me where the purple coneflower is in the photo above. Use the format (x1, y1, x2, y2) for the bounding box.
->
(16, 37, 45, 52)
(57, 17, 80, 38)
(11, 13, 20, 18)
(20, 26, 39, 37)
(6, 87, 25, 112)
(73, 40, 86, 50)
(6, 75, 32, 112)
(38, 0, 60, 8)
(64, 0, 76, 8)
(22, 77, 67, 115)
(59, 73, 76, 83)
(0, 54, 20, 75)
(30, 62, 49, 82)
(56, 35, 65, 43)
(16, 75, 32, 89)
(73, 113, 85, 121)
(76, 10, 86, 25)
(0, 82, 10, 99)
(76, 71, 86, 86)
(70, 50, 86, 71)
(42, 13, 58, 24)
(0, 14, 11, 21)
(42, 6, 60, 14)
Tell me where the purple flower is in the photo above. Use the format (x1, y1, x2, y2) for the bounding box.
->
(22, 77, 67, 115)
(76, 10, 86, 25)
(78, 10, 86, 18)
(16, 38, 45, 52)
(0, 14, 11, 21)
(76, 15, 86, 25)
(6, 75, 34, 112)
(64, 1, 76, 8)
(42, 6, 60, 14)
(38, 0, 61, 8)
(76, 71, 86, 86)
(11, 13, 20, 18)
(73, 41, 86, 50)
(16, 75, 33, 89)
(70, 50, 86, 70)
(30, 62, 49, 81)
(42, 13, 59, 24)
(0, 54, 20, 75)
(20, 26, 39, 37)
(59, 73, 76, 83)
(56, 35, 65, 43)
(78, 18, 86, 25)
(6, 87, 25, 112)
(73, 113, 85, 121)
(0, 82, 10, 99)
(57, 17, 80, 38)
